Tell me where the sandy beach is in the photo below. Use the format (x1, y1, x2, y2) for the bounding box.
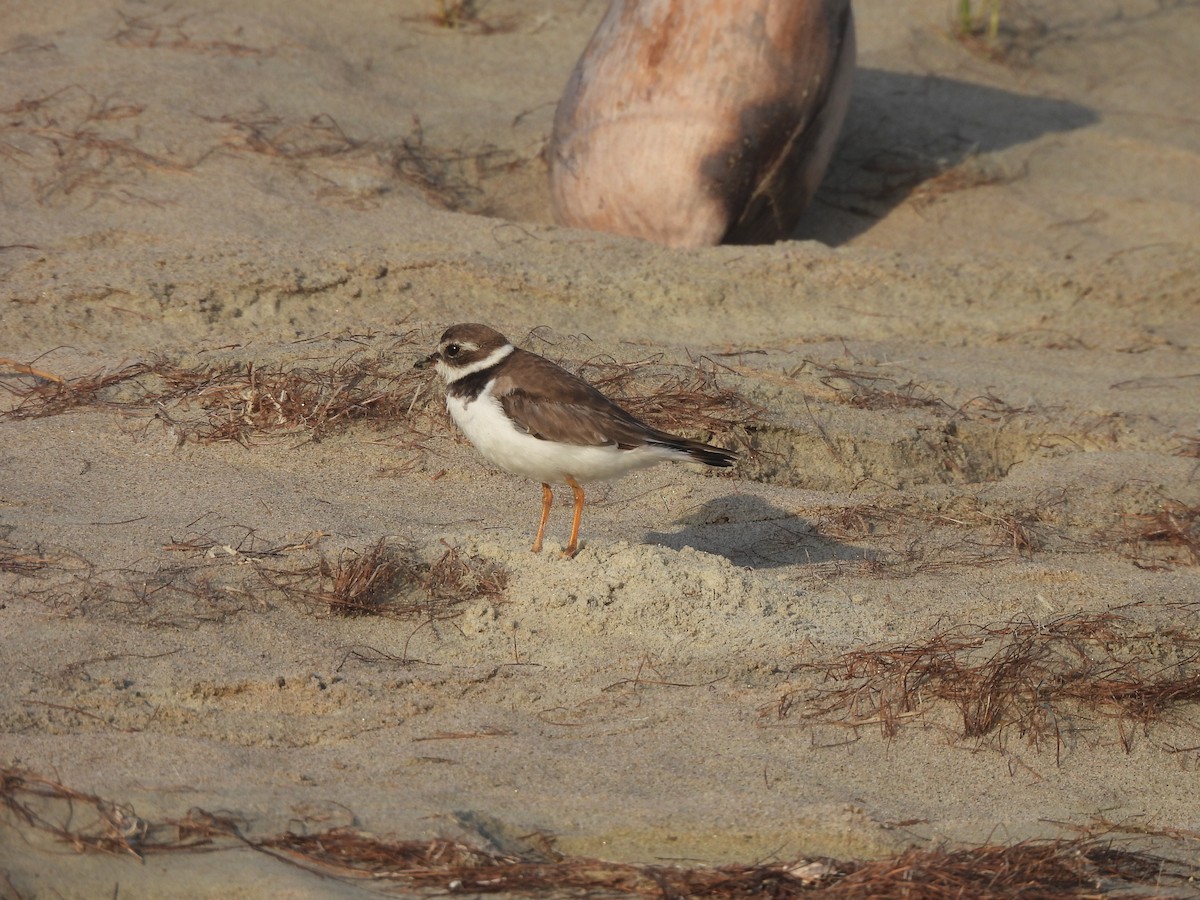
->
(3, 0, 1200, 895)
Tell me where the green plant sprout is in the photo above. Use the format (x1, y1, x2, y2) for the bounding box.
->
(957, 0, 1002, 41)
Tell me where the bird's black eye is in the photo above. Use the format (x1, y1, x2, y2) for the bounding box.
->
(444, 343, 461, 358)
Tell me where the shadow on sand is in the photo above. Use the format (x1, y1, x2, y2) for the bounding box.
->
(644, 493, 870, 569)
(792, 68, 1098, 245)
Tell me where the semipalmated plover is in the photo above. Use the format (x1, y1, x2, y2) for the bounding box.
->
(417, 324, 736, 557)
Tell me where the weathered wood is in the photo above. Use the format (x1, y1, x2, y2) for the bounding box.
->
(549, 0, 856, 247)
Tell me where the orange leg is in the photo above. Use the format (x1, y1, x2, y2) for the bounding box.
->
(563, 476, 585, 559)
(531, 483, 553, 554)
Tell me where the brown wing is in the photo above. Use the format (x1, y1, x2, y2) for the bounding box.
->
(494, 349, 737, 467)
(493, 350, 658, 449)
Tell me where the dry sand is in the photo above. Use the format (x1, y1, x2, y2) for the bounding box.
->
(2, 0, 1199, 895)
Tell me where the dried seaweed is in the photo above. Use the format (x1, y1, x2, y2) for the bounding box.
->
(777, 612, 1200, 757)
(1105, 498, 1200, 568)
(0, 544, 58, 575)
(800, 359, 952, 412)
(574, 351, 762, 444)
(0, 768, 209, 859)
(2, 766, 1195, 896)
(108, 9, 275, 56)
(1, 361, 156, 419)
(0, 86, 196, 206)
(2, 340, 756, 458)
(0, 75, 514, 212)
(1, 348, 433, 444)
(804, 498, 1053, 578)
(260, 541, 507, 620)
(1175, 435, 1200, 459)
(407, 1, 520, 35)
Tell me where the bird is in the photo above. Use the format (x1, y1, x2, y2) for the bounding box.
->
(417, 323, 736, 558)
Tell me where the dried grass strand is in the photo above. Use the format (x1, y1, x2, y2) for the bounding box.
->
(779, 612, 1200, 756)
(2, 766, 1195, 897)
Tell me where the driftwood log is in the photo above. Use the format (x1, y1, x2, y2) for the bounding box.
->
(548, 0, 856, 247)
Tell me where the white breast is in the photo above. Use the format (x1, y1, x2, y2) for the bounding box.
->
(446, 384, 683, 485)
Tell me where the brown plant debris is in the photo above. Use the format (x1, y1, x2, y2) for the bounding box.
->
(787, 358, 1029, 420)
(1175, 435, 1200, 459)
(804, 497, 1053, 577)
(388, 115, 518, 214)
(1, 82, 513, 211)
(258, 831, 1189, 896)
(196, 105, 518, 212)
(2, 342, 757, 453)
(1106, 499, 1200, 568)
(201, 109, 364, 160)
(0, 543, 56, 575)
(810, 839, 1181, 899)
(1, 361, 156, 419)
(908, 157, 1014, 207)
(319, 540, 411, 616)
(423, 544, 509, 603)
(0, 346, 433, 443)
(109, 9, 275, 56)
(0, 768, 206, 859)
(572, 351, 762, 444)
(162, 527, 324, 561)
(11, 551, 270, 625)
(1, 766, 1196, 896)
(262, 541, 507, 619)
(409, 1, 520, 35)
(0, 357, 64, 383)
(776, 612, 1200, 757)
(0, 86, 196, 206)
(797, 359, 952, 411)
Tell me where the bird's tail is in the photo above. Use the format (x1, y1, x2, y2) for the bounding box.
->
(688, 443, 737, 468)
(654, 437, 737, 468)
